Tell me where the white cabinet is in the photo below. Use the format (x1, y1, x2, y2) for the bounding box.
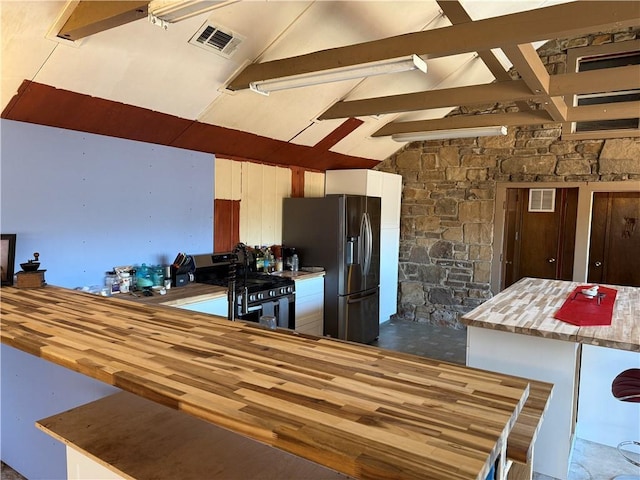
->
(325, 169, 401, 228)
(178, 297, 228, 316)
(325, 169, 402, 324)
(67, 446, 123, 480)
(294, 275, 324, 336)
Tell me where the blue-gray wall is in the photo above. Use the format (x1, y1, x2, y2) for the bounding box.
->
(1, 119, 214, 288)
(0, 119, 216, 479)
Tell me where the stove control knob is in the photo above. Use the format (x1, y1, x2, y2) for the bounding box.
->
(249, 294, 257, 302)
(269, 290, 276, 297)
(287, 286, 294, 294)
(257, 293, 264, 300)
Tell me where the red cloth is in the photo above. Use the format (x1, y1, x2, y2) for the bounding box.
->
(554, 285, 617, 326)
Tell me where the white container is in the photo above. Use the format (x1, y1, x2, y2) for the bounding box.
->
(119, 272, 131, 294)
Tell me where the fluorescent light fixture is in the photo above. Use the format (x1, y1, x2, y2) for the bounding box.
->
(148, 0, 238, 23)
(391, 126, 508, 142)
(249, 55, 427, 96)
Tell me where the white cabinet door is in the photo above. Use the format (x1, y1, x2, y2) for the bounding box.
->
(67, 446, 123, 480)
(380, 173, 402, 229)
(178, 297, 228, 317)
(380, 228, 399, 322)
(294, 276, 324, 336)
(325, 169, 401, 228)
(240, 162, 292, 247)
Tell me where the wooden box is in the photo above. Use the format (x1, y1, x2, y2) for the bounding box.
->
(16, 270, 46, 288)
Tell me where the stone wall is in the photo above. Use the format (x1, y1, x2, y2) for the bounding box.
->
(375, 28, 640, 328)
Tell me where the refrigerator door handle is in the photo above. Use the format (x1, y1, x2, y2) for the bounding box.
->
(346, 289, 378, 304)
(363, 212, 373, 276)
(358, 213, 366, 271)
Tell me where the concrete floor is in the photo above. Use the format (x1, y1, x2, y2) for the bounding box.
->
(2, 320, 638, 480)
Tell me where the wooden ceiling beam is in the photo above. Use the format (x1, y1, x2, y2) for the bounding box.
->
(319, 81, 539, 120)
(436, 0, 531, 112)
(568, 101, 640, 122)
(550, 65, 640, 96)
(502, 43, 568, 122)
(372, 111, 554, 137)
(227, 1, 639, 91)
(372, 100, 640, 137)
(57, 1, 149, 41)
(320, 65, 640, 120)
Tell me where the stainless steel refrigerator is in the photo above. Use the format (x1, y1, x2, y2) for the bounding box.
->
(283, 195, 381, 343)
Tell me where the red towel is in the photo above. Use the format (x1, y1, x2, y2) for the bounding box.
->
(554, 285, 617, 326)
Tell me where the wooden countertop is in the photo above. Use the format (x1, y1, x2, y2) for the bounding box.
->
(37, 391, 350, 480)
(460, 277, 640, 352)
(126, 271, 324, 308)
(2, 285, 530, 480)
(123, 282, 228, 307)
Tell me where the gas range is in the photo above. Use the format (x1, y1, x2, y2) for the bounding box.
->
(191, 252, 295, 327)
(239, 273, 295, 304)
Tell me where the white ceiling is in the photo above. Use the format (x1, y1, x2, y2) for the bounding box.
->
(1, 0, 571, 162)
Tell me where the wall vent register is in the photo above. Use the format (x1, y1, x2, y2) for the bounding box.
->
(189, 22, 245, 58)
(528, 189, 556, 213)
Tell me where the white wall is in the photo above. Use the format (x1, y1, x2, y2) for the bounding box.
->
(0, 120, 215, 288)
(577, 345, 640, 447)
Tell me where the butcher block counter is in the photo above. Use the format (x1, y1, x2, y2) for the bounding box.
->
(461, 277, 639, 352)
(1, 285, 531, 480)
(460, 277, 640, 480)
(125, 282, 228, 307)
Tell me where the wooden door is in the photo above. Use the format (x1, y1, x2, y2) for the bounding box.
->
(587, 192, 640, 287)
(502, 188, 578, 289)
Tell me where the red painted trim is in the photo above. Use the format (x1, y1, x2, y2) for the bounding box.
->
(2, 80, 379, 172)
(313, 117, 364, 151)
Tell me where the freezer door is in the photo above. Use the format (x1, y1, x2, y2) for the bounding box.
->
(336, 288, 379, 344)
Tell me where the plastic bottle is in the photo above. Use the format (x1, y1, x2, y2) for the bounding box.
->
(292, 253, 299, 272)
(255, 247, 264, 272)
(119, 272, 131, 293)
(152, 265, 165, 286)
(136, 264, 153, 288)
(105, 271, 119, 294)
(263, 248, 270, 272)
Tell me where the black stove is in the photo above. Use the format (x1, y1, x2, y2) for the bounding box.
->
(191, 252, 295, 328)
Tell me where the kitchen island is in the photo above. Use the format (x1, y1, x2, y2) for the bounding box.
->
(461, 277, 640, 480)
(2, 285, 531, 480)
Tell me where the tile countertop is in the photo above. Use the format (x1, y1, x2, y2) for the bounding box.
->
(460, 277, 639, 352)
(1, 285, 529, 480)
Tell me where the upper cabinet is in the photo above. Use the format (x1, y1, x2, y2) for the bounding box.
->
(325, 169, 402, 229)
(215, 158, 292, 247)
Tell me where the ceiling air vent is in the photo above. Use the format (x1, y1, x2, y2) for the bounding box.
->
(528, 189, 556, 212)
(189, 22, 244, 59)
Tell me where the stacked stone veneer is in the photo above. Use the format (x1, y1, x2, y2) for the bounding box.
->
(376, 28, 640, 328)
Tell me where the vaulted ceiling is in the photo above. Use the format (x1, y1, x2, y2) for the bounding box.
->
(2, 1, 639, 170)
